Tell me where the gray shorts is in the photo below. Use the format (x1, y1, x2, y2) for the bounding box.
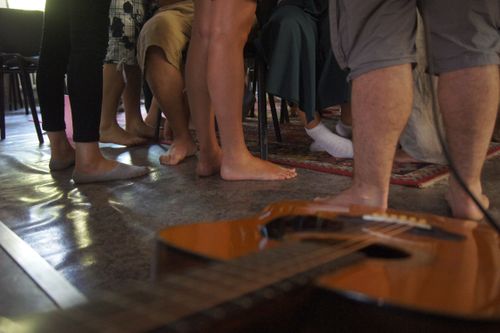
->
(329, 0, 500, 80)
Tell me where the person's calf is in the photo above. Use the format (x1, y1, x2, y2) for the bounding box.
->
(446, 177, 489, 221)
(47, 131, 76, 170)
(492, 112, 500, 142)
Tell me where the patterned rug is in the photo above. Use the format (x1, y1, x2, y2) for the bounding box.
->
(243, 117, 500, 188)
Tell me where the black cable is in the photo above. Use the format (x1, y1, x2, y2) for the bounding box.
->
(420, 7, 500, 233)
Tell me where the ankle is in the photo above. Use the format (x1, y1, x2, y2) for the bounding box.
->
(351, 182, 389, 208)
(449, 177, 482, 196)
(99, 123, 116, 131)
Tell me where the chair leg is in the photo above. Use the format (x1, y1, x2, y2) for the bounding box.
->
(15, 74, 25, 112)
(8, 74, 15, 110)
(280, 99, 289, 124)
(256, 58, 268, 160)
(20, 69, 44, 144)
(15, 73, 29, 115)
(250, 60, 257, 118)
(268, 94, 282, 143)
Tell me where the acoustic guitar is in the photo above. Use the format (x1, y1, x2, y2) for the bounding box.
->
(8, 201, 500, 332)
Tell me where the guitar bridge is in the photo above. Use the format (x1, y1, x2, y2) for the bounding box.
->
(362, 213, 431, 230)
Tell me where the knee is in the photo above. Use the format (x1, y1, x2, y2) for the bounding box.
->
(270, 7, 305, 34)
(276, 15, 302, 33)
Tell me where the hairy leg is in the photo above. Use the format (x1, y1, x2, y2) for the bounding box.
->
(146, 46, 196, 165)
(207, 0, 296, 180)
(100, 64, 145, 146)
(441, 65, 499, 220)
(123, 64, 155, 139)
(317, 64, 413, 208)
(493, 72, 500, 142)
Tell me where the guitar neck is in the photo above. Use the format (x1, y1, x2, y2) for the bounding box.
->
(15, 241, 363, 333)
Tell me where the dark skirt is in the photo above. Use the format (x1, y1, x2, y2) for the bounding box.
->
(260, 1, 349, 122)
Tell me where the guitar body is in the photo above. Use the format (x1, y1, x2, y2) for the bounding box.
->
(156, 200, 500, 332)
(11, 200, 500, 332)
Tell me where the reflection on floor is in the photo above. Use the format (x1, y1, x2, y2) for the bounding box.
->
(1, 109, 499, 317)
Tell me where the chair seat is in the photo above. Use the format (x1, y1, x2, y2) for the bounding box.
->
(0, 8, 44, 143)
(1, 53, 38, 70)
(0, 53, 43, 143)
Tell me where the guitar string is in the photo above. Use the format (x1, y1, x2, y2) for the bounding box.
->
(162, 222, 416, 331)
(47, 221, 416, 332)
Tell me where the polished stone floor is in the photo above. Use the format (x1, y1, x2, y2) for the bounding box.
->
(1, 109, 499, 317)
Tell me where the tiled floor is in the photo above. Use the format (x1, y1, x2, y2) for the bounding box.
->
(1, 109, 499, 317)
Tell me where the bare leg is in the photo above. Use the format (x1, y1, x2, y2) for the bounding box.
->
(47, 131, 76, 170)
(340, 102, 352, 126)
(441, 65, 498, 220)
(297, 111, 321, 129)
(494, 110, 500, 142)
(74, 142, 118, 173)
(336, 102, 353, 139)
(100, 64, 145, 146)
(206, 0, 296, 180)
(144, 97, 162, 127)
(144, 97, 173, 141)
(123, 64, 155, 139)
(146, 47, 196, 165)
(317, 64, 413, 208)
(492, 77, 500, 142)
(186, 0, 222, 176)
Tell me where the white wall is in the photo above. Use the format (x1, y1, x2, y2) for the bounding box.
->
(2, 0, 46, 10)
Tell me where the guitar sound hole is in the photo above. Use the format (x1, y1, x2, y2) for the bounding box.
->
(261, 215, 344, 240)
(359, 244, 410, 259)
(299, 238, 410, 260)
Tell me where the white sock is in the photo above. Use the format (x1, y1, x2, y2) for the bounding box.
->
(305, 122, 353, 158)
(335, 120, 353, 138)
(309, 141, 325, 152)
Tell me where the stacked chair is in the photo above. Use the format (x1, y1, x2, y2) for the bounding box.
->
(0, 8, 44, 143)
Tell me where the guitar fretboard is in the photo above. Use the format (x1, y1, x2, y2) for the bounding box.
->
(15, 232, 384, 332)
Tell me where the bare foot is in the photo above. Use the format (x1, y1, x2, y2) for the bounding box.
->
(315, 185, 388, 210)
(446, 182, 490, 221)
(220, 154, 297, 181)
(126, 121, 156, 140)
(394, 149, 420, 163)
(74, 157, 118, 175)
(100, 124, 146, 146)
(196, 148, 223, 177)
(159, 138, 197, 166)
